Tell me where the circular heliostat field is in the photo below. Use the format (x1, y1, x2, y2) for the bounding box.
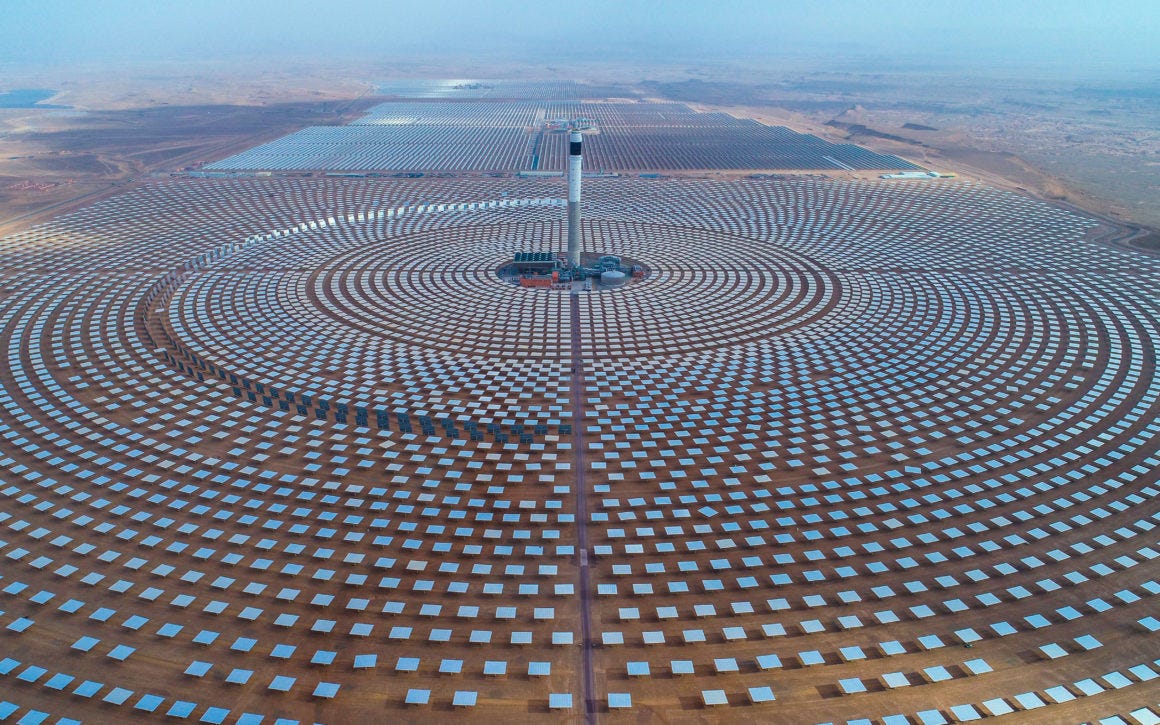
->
(0, 176, 1157, 725)
(163, 220, 845, 400)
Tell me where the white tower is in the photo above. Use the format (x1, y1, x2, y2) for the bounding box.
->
(567, 130, 583, 267)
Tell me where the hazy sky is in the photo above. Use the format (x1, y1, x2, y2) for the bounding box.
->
(3, 0, 1158, 72)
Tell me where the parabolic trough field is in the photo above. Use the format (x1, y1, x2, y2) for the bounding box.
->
(0, 81, 1158, 725)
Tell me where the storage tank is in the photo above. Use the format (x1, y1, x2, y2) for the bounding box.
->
(599, 270, 627, 288)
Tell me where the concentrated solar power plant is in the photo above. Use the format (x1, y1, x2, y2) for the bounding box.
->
(206, 94, 919, 173)
(375, 79, 625, 100)
(352, 101, 546, 127)
(0, 88, 1158, 725)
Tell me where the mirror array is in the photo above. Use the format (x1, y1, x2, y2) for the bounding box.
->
(205, 100, 919, 173)
(0, 173, 1157, 725)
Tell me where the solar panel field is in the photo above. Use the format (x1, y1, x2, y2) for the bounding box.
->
(207, 97, 920, 173)
(1, 91, 1158, 725)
